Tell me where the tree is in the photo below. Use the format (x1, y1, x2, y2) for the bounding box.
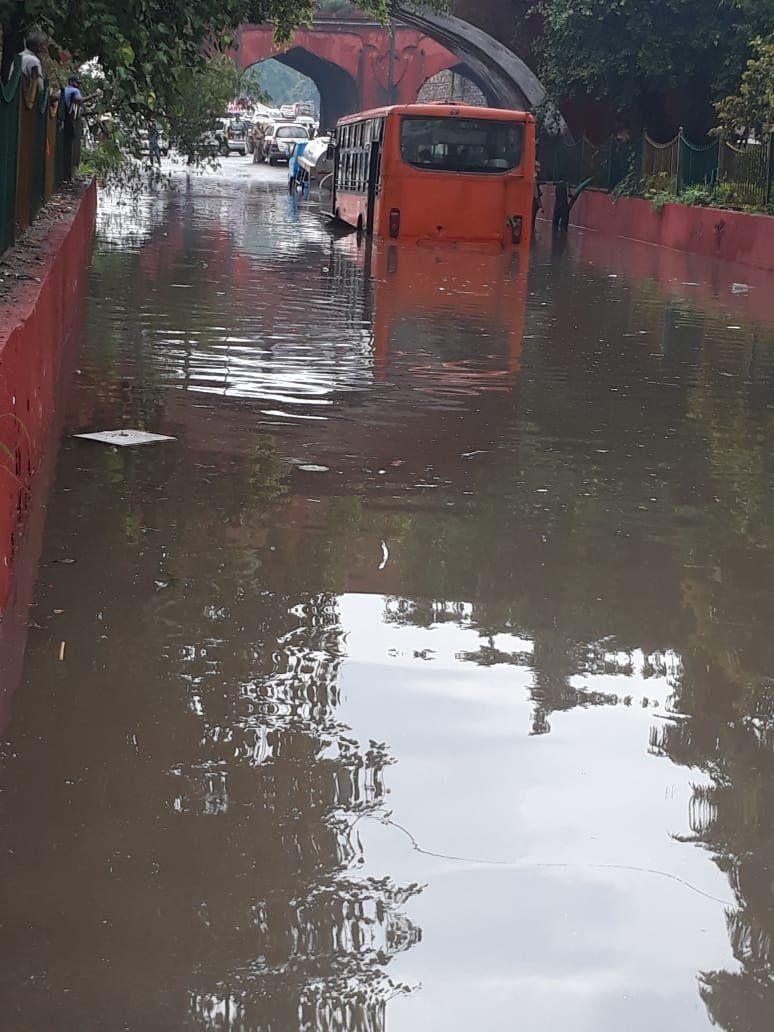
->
(167, 55, 239, 164)
(714, 34, 774, 141)
(0, 0, 390, 166)
(535, 0, 774, 133)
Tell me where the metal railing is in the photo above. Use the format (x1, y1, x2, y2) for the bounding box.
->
(717, 138, 770, 208)
(0, 57, 81, 257)
(641, 132, 679, 192)
(540, 126, 773, 210)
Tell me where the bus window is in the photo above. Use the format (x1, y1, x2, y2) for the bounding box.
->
(400, 117, 524, 174)
(336, 116, 386, 195)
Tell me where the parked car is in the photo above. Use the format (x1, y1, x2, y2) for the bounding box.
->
(224, 118, 250, 155)
(264, 122, 310, 165)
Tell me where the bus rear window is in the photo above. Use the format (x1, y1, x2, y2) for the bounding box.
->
(400, 117, 523, 174)
(277, 125, 308, 139)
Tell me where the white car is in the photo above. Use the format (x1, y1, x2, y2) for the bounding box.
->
(264, 123, 310, 165)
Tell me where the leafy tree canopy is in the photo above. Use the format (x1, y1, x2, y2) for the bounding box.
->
(714, 33, 774, 140)
(1, 1, 387, 114)
(0, 0, 391, 171)
(536, 0, 774, 126)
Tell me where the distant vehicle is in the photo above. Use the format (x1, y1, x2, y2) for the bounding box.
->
(224, 118, 250, 155)
(294, 101, 315, 118)
(296, 115, 318, 134)
(264, 122, 310, 165)
(280, 104, 296, 120)
(327, 103, 536, 246)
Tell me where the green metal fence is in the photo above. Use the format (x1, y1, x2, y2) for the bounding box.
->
(641, 132, 679, 192)
(717, 139, 769, 208)
(0, 58, 21, 254)
(539, 126, 773, 210)
(0, 61, 81, 258)
(677, 133, 718, 191)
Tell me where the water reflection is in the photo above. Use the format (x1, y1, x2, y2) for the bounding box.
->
(0, 170, 773, 1029)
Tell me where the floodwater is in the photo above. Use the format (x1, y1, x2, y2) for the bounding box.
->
(1, 159, 772, 1031)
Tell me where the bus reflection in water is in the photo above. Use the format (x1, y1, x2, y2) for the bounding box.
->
(368, 242, 529, 385)
(324, 103, 536, 248)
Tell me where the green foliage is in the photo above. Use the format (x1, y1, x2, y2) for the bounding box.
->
(611, 150, 643, 197)
(167, 55, 239, 164)
(642, 178, 766, 213)
(646, 188, 676, 212)
(536, 0, 774, 124)
(714, 34, 774, 141)
(0, 0, 390, 169)
(679, 184, 713, 206)
(78, 137, 124, 179)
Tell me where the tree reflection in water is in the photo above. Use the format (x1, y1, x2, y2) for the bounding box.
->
(172, 594, 423, 1029)
(0, 574, 421, 1029)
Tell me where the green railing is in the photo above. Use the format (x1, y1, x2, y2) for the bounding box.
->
(0, 59, 21, 254)
(641, 132, 679, 192)
(0, 59, 81, 257)
(717, 139, 769, 208)
(540, 126, 773, 210)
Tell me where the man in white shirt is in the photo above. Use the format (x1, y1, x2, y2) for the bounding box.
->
(19, 26, 47, 85)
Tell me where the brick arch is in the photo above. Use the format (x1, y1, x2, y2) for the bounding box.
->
(234, 20, 461, 122)
(416, 62, 495, 107)
(257, 47, 359, 128)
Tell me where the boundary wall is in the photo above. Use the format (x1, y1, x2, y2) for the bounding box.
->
(539, 185, 774, 273)
(0, 179, 96, 611)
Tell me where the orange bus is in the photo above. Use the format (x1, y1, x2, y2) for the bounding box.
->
(326, 103, 535, 247)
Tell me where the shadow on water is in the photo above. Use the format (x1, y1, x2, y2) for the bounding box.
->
(0, 168, 772, 1029)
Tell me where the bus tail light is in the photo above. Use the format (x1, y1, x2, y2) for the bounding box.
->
(509, 215, 523, 244)
(389, 209, 401, 238)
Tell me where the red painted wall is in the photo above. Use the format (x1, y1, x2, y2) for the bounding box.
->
(540, 185, 774, 274)
(0, 180, 97, 611)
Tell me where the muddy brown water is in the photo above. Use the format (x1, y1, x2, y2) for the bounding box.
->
(0, 162, 772, 1030)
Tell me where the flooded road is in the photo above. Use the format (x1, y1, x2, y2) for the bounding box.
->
(1, 158, 772, 1031)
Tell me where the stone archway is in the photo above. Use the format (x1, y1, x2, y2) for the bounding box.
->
(234, 21, 467, 119)
(268, 48, 359, 128)
(417, 63, 491, 108)
(235, 15, 570, 139)
(393, 7, 572, 140)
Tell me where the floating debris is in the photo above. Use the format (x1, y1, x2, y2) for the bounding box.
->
(73, 430, 176, 447)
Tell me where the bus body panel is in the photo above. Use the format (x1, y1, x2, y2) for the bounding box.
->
(332, 104, 535, 248)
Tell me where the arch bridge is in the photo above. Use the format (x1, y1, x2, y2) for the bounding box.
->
(234, 11, 561, 132)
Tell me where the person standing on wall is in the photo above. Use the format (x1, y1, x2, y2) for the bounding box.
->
(61, 76, 83, 181)
(19, 26, 47, 87)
